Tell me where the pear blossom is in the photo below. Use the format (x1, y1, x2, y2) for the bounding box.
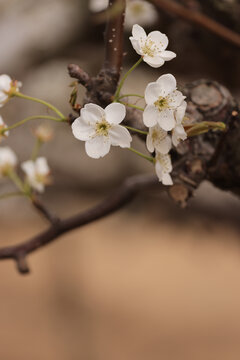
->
(129, 24, 176, 68)
(89, 0, 108, 12)
(0, 116, 9, 141)
(172, 101, 187, 147)
(155, 152, 173, 186)
(21, 157, 50, 193)
(0, 147, 17, 176)
(125, 1, 158, 29)
(72, 103, 132, 159)
(143, 74, 186, 131)
(34, 124, 53, 143)
(0, 74, 21, 107)
(146, 124, 171, 154)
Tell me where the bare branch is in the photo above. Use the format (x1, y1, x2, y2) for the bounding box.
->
(0, 174, 158, 274)
(31, 196, 60, 226)
(150, 0, 240, 48)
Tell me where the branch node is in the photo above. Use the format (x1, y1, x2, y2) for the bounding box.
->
(68, 64, 92, 89)
(15, 253, 30, 274)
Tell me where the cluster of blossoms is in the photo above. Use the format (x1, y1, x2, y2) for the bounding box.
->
(89, 0, 158, 29)
(72, 24, 188, 186)
(0, 75, 54, 194)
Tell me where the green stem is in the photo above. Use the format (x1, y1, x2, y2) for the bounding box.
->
(114, 57, 143, 101)
(7, 170, 25, 193)
(12, 91, 65, 119)
(119, 94, 144, 100)
(119, 101, 144, 111)
(31, 138, 43, 161)
(128, 147, 154, 163)
(1, 115, 65, 134)
(123, 125, 148, 135)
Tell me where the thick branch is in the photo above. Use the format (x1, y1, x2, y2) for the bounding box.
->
(150, 0, 240, 47)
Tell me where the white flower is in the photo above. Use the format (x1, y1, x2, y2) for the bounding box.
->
(0, 75, 12, 107)
(0, 147, 17, 176)
(146, 124, 171, 154)
(89, 0, 108, 12)
(0, 74, 21, 107)
(21, 157, 50, 193)
(143, 74, 185, 131)
(172, 101, 187, 147)
(129, 24, 176, 67)
(34, 124, 53, 143)
(155, 152, 173, 186)
(0, 116, 9, 141)
(125, 1, 158, 29)
(72, 103, 132, 159)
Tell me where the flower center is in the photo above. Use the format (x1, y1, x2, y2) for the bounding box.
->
(130, 4, 144, 15)
(35, 173, 50, 185)
(151, 128, 166, 142)
(95, 118, 111, 136)
(142, 40, 155, 57)
(154, 96, 169, 111)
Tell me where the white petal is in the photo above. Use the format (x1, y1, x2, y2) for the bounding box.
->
(143, 105, 158, 127)
(155, 136, 172, 154)
(0, 75, 11, 92)
(82, 103, 105, 123)
(36, 157, 49, 175)
(72, 117, 95, 141)
(85, 136, 111, 159)
(105, 103, 126, 125)
(89, 0, 108, 12)
(146, 133, 154, 153)
(109, 125, 132, 148)
(132, 24, 147, 41)
(160, 50, 176, 61)
(156, 74, 177, 96)
(129, 38, 143, 56)
(172, 125, 187, 147)
(148, 31, 168, 50)
(144, 82, 161, 105)
(162, 173, 173, 186)
(21, 160, 35, 178)
(157, 109, 176, 131)
(176, 100, 187, 124)
(168, 90, 185, 108)
(143, 55, 165, 68)
(155, 161, 163, 182)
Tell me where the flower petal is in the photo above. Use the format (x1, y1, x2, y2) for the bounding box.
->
(105, 103, 126, 124)
(176, 100, 187, 124)
(146, 133, 154, 153)
(132, 24, 147, 41)
(155, 136, 172, 154)
(72, 117, 95, 141)
(36, 157, 49, 175)
(82, 103, 105, 123)
(143, 55, 165, 68)
(109, 125, 132, 148)
(172, 125, 187, 147)
(148, 31, 168, 50)
(162, 173, 173, 186)
(157, 108, 175, 131)
(85, 136, 111, 159)
(21, 160, 35, 178)
(160, 50, 176, 61)
(129, 38, 143, 56)
(143, 105, 159, 127)
(156, 74, 177, 96)
(144, 82, 161, 105)
(168, 90, 185, 108)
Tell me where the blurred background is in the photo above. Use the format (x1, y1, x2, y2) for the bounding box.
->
(1, 0, 240, 359)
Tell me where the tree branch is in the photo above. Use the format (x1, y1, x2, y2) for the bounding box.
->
(0, 174, 158, 274)
(150, 0, 240, 48)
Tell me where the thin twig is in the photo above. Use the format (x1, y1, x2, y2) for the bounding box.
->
(31, 196, 60, 226)
(0, 174, 158, 274)
(150, 0, 240, 48)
